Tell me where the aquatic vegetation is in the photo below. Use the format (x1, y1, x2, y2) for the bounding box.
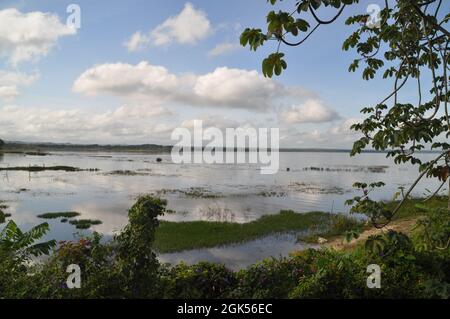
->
(0, 195, 448, 299)
(201, 206, 236, 222)
(297, 214, 364, 244)
(0, 166, 99, 172)
(37, 212, 81, 219)
(104, 170, 150, 176)
(24, 151, 50, 156)
(154, 210, 340, 253)
(257, 190, 287, 197)
(302, 165, 388, 173)
(156, 187, 223, 199)
(288, 182, 350, 195)
(69, 219, 103, 229)
(36, 212, 103, 230)
(10, 188, 30, 194)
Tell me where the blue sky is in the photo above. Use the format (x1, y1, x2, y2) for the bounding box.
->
(0, 0, 417, 147)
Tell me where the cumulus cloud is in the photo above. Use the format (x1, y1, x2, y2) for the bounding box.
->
(124, 31, 151, 52)
(73, 61, 181, 99)
(181, 115, 244, 131)
(280, 99, 340, 124)
(0, 104, 174, 144)
(0, 8, 76, 65)
(124, 2, 211, 52)
(192, 67, 282, 110)
(0, 70, 39, 99)
(208, 42, 241, 57)
(279, 117, 361, 147)
(73, 61, 311, 111)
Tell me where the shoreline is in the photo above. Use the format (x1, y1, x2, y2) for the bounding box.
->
(154, 196, 448, 253)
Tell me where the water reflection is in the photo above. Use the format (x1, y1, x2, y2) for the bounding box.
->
(0, 151, 443, 264)
(158, 233, 319, 271)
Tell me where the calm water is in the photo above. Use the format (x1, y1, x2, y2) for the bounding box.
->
(0, 151, 441, 268)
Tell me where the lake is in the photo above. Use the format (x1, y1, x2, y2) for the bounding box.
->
(0, 151, 442, 269)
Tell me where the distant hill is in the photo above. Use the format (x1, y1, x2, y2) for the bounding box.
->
(1, 141, 173, 154)
(0, 141, 440, 154)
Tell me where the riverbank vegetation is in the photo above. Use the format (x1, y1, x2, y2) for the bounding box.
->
(153, 196, 447, 252)
(154, 211, 359, 253)
(0, 195, 448, 299)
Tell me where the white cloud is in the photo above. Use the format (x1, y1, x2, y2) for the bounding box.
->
(0, 86, 18, 100)
(279, 117, 361, 147)
(0, 69, 39, 99)
(181, 115, 244, 130)
(73, 61, 181, 99)
(192, 67, 281, 110)
(208, 42, 241, 57)
(73, 62, 310, 111)
(151, 2, 211, 46)
(280, 99, 340, 124)
(0, 8, 76, 65)
(0, 104, 174, 144)
(124, 31, 151, 52)
(124, 2, 211, 51)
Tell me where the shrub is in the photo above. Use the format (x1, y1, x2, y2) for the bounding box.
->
(162, 262, 237, 299)
(114, 195, 166, 298)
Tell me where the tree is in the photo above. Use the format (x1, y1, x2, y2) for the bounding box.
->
(241, 0, 450, 224)
(115, 195, 166, 298)
(0, 221, 56, 264)
(0, 139, 4, 148)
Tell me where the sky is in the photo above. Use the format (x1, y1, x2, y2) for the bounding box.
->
(0, 0, 415, 148)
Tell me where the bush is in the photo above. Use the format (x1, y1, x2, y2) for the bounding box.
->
(0, 196, 449, 299)
(162, 262, 237, 299)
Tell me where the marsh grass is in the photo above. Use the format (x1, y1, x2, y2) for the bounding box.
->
(0, 166, 98, 172)
(104, 170, 150, 176)
(37, 212, 81, 219)
(69, 219, 103, 229)
(154, 197, 449, 253)
(154, 210, 344, 253)
(297, 214, 364, 243)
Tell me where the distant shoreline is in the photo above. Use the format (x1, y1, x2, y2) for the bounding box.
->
(0, 141, 441, 154)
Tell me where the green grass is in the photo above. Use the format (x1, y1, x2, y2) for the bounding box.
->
(297, 214, 364, 243)
(154, 196, 449, 253)
(155, 210, 339, 253)
(386, 195, 448, 220)
(37, 212, 81, 219)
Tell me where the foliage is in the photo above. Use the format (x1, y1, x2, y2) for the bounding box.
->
(414, 204, 450, 254)
(0, 194, 449, 299)
(161, 262, 237, 299)
(241, 0, 450, 223)
(0, 220, 56, 263)
(114, 195, 166, 298)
